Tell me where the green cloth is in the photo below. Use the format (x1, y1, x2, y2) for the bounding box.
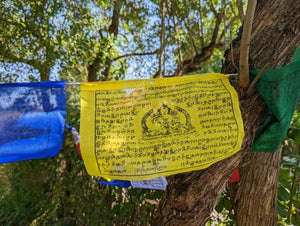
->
(250, 47, 300, 152)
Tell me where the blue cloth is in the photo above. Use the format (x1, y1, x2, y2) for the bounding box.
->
(0, 81, 66, 163)
(66, 124, 73, 131)
(99, 180, 131, 188)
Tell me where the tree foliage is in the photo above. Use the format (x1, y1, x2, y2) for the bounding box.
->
(0, 0, 241, 81)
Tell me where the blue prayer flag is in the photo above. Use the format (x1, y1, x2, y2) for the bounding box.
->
(0, 81, 66, 164)
(99, 180, 131, 188)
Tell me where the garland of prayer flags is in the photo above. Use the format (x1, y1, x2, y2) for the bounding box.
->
(1, 59, 299, 187)
(80, 73, 244, 181)
(1, 47, 299, 188)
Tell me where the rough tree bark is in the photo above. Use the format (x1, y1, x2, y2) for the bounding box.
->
(224, 0, 300, 225)
(153, 0, 300, 225)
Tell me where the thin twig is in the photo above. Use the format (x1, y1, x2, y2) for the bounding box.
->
(239, 0, 257, 88)
(246, 53, 287, 96)
(230, 32, 238, 71)
(112, 51, 158, 62)
(158, 0, 166, 78)
(287, 153, 299, 221)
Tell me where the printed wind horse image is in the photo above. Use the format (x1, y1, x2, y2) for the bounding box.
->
(142, 103, 195, 138)
(0, 82, 66, 164)
(80, 73, 244, 181)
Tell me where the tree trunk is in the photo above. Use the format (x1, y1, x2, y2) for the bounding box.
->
(228, 147, 282, 225)
(153, 85, 266, 226)
(153, 0, 300, 225)
(224, 0, 300, 224)
(88, 55, 103, 82)
(102, 0, 121, 81)
(40, 63, 51, 81)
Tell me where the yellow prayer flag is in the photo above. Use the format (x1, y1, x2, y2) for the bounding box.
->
(80, 73, 244, 180)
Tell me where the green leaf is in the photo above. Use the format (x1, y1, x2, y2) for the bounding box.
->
(215, 195, 232, 213)
(215, 200, 224, 213)
(278, 187, 290, 201)
(280, 181, 292, 190)
(293, 219, 300, 226)
(223, 196, 232, 211)
(278, 202, 288, 218)
(288, 128, 300, 145)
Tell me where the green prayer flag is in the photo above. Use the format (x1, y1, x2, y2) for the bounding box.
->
(250, 47, 300, 153)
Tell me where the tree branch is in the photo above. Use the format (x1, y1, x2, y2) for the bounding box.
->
(246, 53, 287, 96)
(207, 0, 218, 16)
(88, 0, 122, 82)
(198, 0, 205, 48)
(236, 0, 245, 23)
(183, 0, 199, 57)
(111, 51, 158, 62)
(184, 17, 199, 56)
(218, 16, 240, 43)
(173, 42, 224, 77)
(287, 156, 299, 221)
(167, 2, 183, 65)
(210, 13, 223, 46)
(87, 54, 103, 82)
(0, 42, 40, 69)
(108, 0, 121, 36)
(157, 0, 166, 78)
(239, 0, 257, 87)
(102, 0, 122, 81)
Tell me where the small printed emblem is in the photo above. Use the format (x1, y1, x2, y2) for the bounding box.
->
(142, 104, 195, 138)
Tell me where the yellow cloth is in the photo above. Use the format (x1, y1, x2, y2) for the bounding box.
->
(80, 73, 244, 180)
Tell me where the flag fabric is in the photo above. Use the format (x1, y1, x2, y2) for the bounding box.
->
(66, 124, 168, 190)
(99, 177, 168, 190)
(0, 81, 66, 164)
(131, 176, 168, 190)
(66, 124, 82, 158)
(250, 47, 300, 152)
(80, 73, 244, 180)
(99, 180, 131, 188)
(228, 168, 239, 183)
